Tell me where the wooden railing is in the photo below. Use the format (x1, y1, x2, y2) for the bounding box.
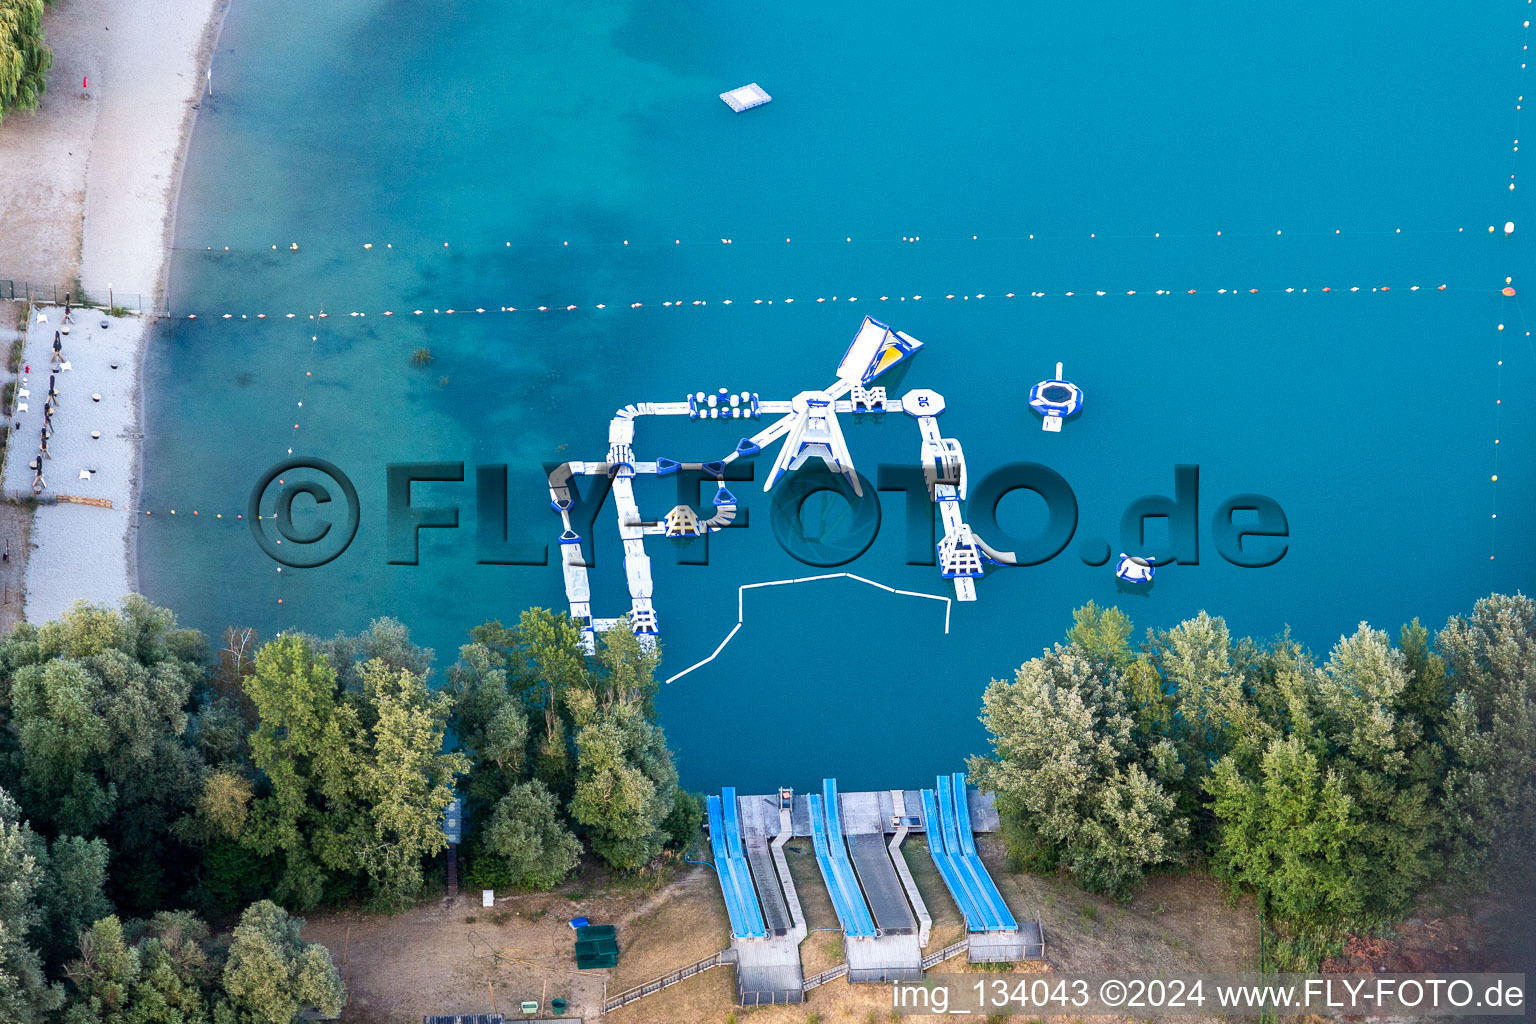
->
(601, 951, 724, 1013)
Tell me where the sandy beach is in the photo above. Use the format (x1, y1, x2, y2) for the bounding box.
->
(2, 305, 143, 621)
(0, 0, 226, 621)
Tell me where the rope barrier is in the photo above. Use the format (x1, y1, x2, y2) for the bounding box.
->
(171, 283, 1457, 323)
(170, 223, 1517, 255)
(1488, 6, 1529, 569)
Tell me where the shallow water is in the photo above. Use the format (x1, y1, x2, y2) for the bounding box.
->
(141, 0, 1535, 790)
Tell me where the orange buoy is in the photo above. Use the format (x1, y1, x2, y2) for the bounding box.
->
(1503, 286, 1517, 296)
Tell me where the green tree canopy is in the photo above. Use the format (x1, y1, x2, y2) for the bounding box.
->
(1436, 593, 1536, 876)
(216, 901, 345, 1024)
(969, 643, 1185, 895)
(240, 632, 465, 911)
(472, 780, 581, 891)
(0, 787, 62, 1023)
(0, 597, 205, 910)
(0, 0, 52, 120)
(569, 699, 682, 872)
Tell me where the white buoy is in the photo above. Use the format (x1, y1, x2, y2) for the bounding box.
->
(1505, 221, 1516, 235)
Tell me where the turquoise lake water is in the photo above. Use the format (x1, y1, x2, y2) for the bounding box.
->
(140, 0, 1535, 791)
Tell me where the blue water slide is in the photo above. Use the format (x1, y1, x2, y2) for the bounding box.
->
(708, 795, 750, 937)
(809, 793, 876, 938)
(708, 792, 766, 939)
(938, 774, 1008, 931)
(950, 772, 979, 857)
(937, 776, 1000, 929)
(820, 780, 877, 936)
(722, 786, 747, 860)
(935, 774, 965, 857)
(919, 787, 986, 932)
(949, 772, 1019, 931)
(822, 778, 846, 837)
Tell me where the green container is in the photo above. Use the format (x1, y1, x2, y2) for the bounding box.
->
(550, 997, 568, 1013)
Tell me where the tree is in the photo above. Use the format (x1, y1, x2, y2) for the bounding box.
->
(322, 618, 433, 703)
(239, 634, 353, 910)
(61, 915, 143, 1023)
(969, 643, 1185, 895)
(569, 701, 682, 871)
(1207, 737, 1363, 929)
(449, 640, 531, 812)
(465, 609, 600, 798)
(473, 781, 581, 891)
(0, 0, 52, 120)
(1436, 593, 1536, 877)
(0, 787, 62, 1023)
(1312, 625, 1437, 919)
(39, 834, 111, 967)
(347, 660, 467, 912)
(0, 597, 207, 910)
(216, 901, 344, 1024)
(240, 633, 465, 911)
(1155, 612, 1269, 776)
(1066, 601, 1135, 669)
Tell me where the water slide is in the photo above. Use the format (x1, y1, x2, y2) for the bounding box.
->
(950, 773, 1018, 930)
(808, 791, 876, 938)
(919, 787, 989, 932)
(937, 774, 1008, 931)
(708, 792, 766, 939)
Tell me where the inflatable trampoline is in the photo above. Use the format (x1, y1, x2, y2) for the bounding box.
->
(1028, 362, 1083, 431)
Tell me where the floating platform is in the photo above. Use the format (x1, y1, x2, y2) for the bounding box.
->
(720, 83, 772, 112)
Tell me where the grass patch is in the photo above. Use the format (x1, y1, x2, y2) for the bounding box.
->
(1080, 903, 1097, 923)
(411, 347, 433, 366)
(8, 338, 23, 373)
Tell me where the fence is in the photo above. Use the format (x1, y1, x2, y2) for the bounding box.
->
(0, 279, 157, 315)
(801, 963, 848, 991)
(920, 938, 970, 969)
(599, 935, 993, 1011)
(600, 951, 725, 1013)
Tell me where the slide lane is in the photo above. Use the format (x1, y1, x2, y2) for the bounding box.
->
(809, 793, 876, 938)
(708, 795, 751, 937)
(919, 787, 987, 932)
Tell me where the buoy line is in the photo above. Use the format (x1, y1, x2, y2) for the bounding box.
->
(173, 282, 1459, 323)
(663, 572, 952, 685)
(174, 224, 1505, 255)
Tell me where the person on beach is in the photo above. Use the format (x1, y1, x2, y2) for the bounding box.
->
(63, 295, 73, 324)
(52, 332, 63, 365)
(48, 375, 59, 407)
(38, 430, 49, 460)
(29, 456, 45, 495)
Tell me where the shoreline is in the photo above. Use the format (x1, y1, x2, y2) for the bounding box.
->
(126, 1, 232, 597)
(0, 0, 230, 620)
